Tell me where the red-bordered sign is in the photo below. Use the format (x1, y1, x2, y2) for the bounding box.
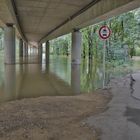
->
(99, 26, 111, 40)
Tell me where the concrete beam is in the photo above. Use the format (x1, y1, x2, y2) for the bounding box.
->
(40, 0, 140, 43)
(6, 0, 27, 42)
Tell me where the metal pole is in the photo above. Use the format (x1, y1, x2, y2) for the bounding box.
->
(103, 40, 106, 89)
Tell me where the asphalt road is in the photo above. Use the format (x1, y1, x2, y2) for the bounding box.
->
(86, 72, 140, 140)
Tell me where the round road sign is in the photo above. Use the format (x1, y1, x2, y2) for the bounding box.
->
(99, 26, 111, 40)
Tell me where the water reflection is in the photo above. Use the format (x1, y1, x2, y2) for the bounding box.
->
(4, 65, 16, 101)
(71, 64, 80, 94)
(17, 63, 74, 99)
(81, 58, 106, 92)
(0, 54, 137, 103)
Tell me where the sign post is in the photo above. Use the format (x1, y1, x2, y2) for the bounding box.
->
(99, 26, 111, 88)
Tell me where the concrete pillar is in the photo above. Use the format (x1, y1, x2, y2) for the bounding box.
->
(71, 64, 81, 94)
(33, 47, 36, 55)
(29, 46, 31, 55)
(38, 44, 42, 56)
(71, 29, 82, 65)
(19, 39, 23, 57)
(4, 24, 15, 64)
(25, 43, 28, 56)
(23, 42, 28, 57)
(38, 44, 42, 63)
(32, 47, 34, 55)
(23, 42, 26, 56)
(46, 41, 50, 63)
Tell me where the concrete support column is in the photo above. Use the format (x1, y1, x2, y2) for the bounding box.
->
(46, 41, 50, 64)
(4, 24, 15, 64)
(33, 47, 36, 55)
(25, 43, 28, 56)
(23, 42, 26, 56)
(38, 44, 42, 56)
(38, 44, 42, 63)
(32, 47, 34, 55)
(4, 65, 16, 100)
(71, 29, 82, 65)
(23, 42, 28, 57)
(19, 39, 23, 57)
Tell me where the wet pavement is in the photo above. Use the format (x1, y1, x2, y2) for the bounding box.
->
(86, 72, 140, 140)
(0, 52, 133, 103)
(131, 73, 140, 100)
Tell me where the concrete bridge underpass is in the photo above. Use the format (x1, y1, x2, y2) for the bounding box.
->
(0, 0, 139, 64)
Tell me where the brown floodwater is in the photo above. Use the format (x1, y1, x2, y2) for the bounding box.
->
(0, 51, 138, 103)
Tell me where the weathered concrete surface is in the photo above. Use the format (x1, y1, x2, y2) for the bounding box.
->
(14, 0, 94, 42)
(4, 25, 15, 64)
(0, 0, 13, 27)
(0, 0, 23, 40)
(71, 30, 82, 64)
(0, 0, 139, 42)
(40, 0, 140, 42)
(86, 73, 140, 140)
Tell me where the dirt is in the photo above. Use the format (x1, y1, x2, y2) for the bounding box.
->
(0, 89, 111, 140)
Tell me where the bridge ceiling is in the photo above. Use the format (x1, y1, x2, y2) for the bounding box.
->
(0, 0, 13, 27)
(14, 0, 93, 42)
(0, 0, 139, 43)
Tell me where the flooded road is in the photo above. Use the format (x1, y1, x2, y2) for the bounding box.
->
(0, 51, 140, 139)
(0, 51, 135, 103)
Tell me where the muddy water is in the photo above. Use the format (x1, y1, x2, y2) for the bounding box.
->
(0, 51, 138, 103)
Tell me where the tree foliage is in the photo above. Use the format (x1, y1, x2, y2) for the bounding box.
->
(50, 8, 140, 63)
